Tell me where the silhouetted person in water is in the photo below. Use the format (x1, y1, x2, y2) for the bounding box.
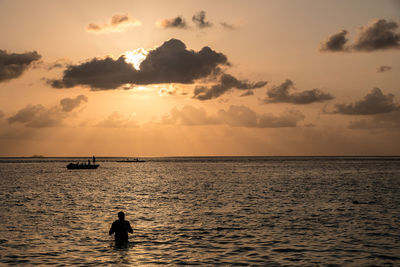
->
(109, 211, 133, 246)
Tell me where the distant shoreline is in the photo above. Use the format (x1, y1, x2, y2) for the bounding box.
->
(1, 155, 400, 160)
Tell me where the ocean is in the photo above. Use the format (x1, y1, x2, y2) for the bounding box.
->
(0, 157, 399, 266)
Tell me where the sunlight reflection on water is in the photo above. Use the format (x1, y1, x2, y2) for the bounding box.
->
(0, 157, 400, 265)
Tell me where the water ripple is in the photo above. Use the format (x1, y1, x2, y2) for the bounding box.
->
(0, 158, 399, 265)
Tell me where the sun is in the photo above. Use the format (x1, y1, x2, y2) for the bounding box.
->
(124, 48, 148, 70)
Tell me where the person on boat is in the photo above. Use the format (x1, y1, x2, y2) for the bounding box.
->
(88, 159, 90, 165)
(109, 211, 133, 246)
(93, 156, 96, 165)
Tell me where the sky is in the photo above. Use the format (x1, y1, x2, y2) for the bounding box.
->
(0, 0, 400, 157)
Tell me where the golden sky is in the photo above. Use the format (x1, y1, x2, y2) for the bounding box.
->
(0, 0, 400, 156)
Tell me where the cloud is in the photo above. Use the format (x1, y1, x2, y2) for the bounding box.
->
(320, 19, 400, 52)
(220, 22, 237, 30)
(158, 84, 189, 96)
(240, 90, 254, 97)
(161, 106, 218, 125)
(49, 56, 135, 89)
(157, 16, 188, 29)
(263, 79, 334, 104)
(193, 73, 267, 101)
(332, 88, 399, 115)
(50, 38, 229, 90)
(86, 14, 141, 33)
(0, 50, 41, 82)
(8, 105, 64, 128)
(161, 105, 304, 128)
(159, 13, 234, 30)
(96, 112, 138, 128)
(319, 30, 349, 52)
(60, 95, 88, 112)
(192, 11, 212, 28)
(353, 19, 400, 51)
(7, 95, 87, 128)
(26, 58, 71, 71)
(349, 110, 400, 130)
(377, 65, 392, 73)
(138, 39, 228, 84)
(217, 106, 304, 128)
(257, 109, 305, 128)
(47, 58, 71, 71)
(50, 38, 265, 100)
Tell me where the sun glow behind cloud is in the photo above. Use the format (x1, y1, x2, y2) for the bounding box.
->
(124, 48, 148, 70)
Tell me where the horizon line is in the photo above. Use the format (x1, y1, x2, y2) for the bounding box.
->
(1, 155, 400, 158)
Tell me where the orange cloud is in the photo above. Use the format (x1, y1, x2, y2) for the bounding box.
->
(86, 14, 141, 33)
(96, 112, 138, 128)
(161, 105, 304, 128)
(7, 95, 88, 128)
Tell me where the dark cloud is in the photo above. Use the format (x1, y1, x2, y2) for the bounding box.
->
(220, 22, 237, 30)
(49, 56, 135, 89)
(110, 14, 131, 26)
(157, 16, 188, 29)
(50, 38, 265, 100)
(86, 14, 141, 33)
(319, 30, 349, 52)
(320, 19, 400, 52)
(353, 19, 400, 51)
(8, 95, 88, 128)
(60, 95, 88, 112)
(192, 11, 212, 28)
(50, 39, 229, 90)
(193, 73, 267, 100)
(159, 13, 234, 30)
(0, 50, 41, 82)
(138, 39, 228, 84)
(161, 105, 304, 128)
(333, 88, 399, 115)
(377, 65, 392, 73)
(263, 79, 334, 104)
(240, 90, 254, 97)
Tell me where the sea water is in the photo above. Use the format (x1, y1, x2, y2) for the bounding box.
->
(0, 157, 399, 266)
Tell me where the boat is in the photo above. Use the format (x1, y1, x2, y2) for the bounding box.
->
(66, 163, 99, 169)
(116, 158, 146, 163)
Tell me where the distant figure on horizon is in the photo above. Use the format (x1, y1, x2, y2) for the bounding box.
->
(93, 155, 96, 165)
(109, 211, 133, 246)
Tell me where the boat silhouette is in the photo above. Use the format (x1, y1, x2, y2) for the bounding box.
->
(116, 158, 145, 163)
(66, 163, 99, 169)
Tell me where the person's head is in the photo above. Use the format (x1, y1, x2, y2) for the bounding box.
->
(118, 211, 125, 220)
